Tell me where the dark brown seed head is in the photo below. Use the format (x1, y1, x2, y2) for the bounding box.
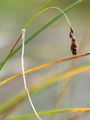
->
(69, 33, 72, 38)
(70, 27, 73, 33)
(72, 38, 75, 42)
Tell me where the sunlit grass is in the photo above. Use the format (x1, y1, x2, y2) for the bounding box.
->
(0, 0, 89, 120)
(0, 52, 90, 86)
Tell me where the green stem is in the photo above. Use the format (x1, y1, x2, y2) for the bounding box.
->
(0, 51, 12, 70)
(1, 64, 89, 115)
(11, 0, 82, 57)
(0, 0, 83, 70)
(6, 109, 70, 120)
(0, 0, 53, 70)
(24, 0, 53, 29)
(38, 0, 53, 12)
(6, 108, 89, 120)
(10, 0, 80, 57)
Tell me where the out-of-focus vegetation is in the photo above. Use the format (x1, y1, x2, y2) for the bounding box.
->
(0, 0, 90, 120)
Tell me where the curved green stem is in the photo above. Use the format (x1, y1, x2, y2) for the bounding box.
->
(0, 0, 83, 71)
(24, 0, 53, 29)
(24, 6, 71, 30)
(11, 0, 82, 57)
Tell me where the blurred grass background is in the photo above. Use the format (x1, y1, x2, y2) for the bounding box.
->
(0, 0, 90, 120)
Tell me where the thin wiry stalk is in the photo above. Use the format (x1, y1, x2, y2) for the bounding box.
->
(21, 6, 73, 120)
(11, 0, 82, 57)
(21, 29, 42, 120)
(24, 6, 72, 30)
(0, 52, 90, 86)
(0, 0, 83, 71)
(21, 6, 72, 120)
(0, 0, 53, 70)
(56, 29, 90, 108)
(54, 34, 88, 119)
(0, 33, 22, 71)
(24, 0, 53, 29)
(0, 64, 90, 115)
(5, 108, 90, 120)
(67, 29, 90, 120)
(54, 29, 90, 120)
